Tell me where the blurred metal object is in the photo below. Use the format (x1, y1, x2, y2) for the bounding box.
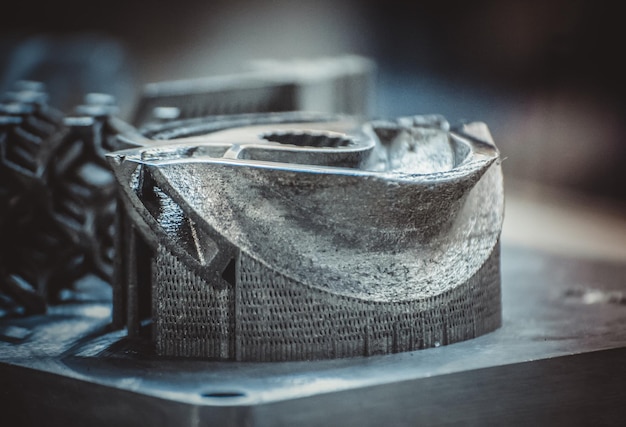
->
(0, 83, 128, 315)
(0, 35, 136, 119)
(109, 113, 503, 361)
(132, 56, 374, 127)
(0, 82, 67, 315)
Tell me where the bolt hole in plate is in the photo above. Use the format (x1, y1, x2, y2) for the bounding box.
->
(200, 391, 247, 399)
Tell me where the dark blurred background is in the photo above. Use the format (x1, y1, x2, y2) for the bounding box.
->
(2, 0, 626, 256)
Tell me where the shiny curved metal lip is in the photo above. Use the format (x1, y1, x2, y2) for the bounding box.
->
(115, 130, 497, 184)
(107, 118, 503, 302)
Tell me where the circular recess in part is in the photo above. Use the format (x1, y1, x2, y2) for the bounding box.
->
(261, 131, 353, 148)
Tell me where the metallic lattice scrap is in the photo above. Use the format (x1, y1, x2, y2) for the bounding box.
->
(109, 112, 504, 361)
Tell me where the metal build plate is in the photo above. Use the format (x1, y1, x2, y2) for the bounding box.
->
(1, 244, 626, 426)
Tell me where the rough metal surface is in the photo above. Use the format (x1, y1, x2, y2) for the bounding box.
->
(1, 245, 625, 426)
(109, 113, 504, 361)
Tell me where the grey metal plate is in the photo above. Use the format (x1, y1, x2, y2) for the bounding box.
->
(1, 243, 626, 426)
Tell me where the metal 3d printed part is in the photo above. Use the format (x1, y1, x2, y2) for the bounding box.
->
(109, 112, 504, 362)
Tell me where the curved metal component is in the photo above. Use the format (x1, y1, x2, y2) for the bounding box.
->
(108, 112, 504, 361)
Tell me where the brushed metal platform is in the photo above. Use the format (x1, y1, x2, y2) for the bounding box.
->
(1, 243, 626, 426)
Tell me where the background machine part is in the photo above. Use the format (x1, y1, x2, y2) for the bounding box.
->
(132, 56, 374, 126)
(0, 83, 132, 316)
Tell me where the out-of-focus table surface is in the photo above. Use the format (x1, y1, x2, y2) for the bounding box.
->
(504, 180, 626, 262)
